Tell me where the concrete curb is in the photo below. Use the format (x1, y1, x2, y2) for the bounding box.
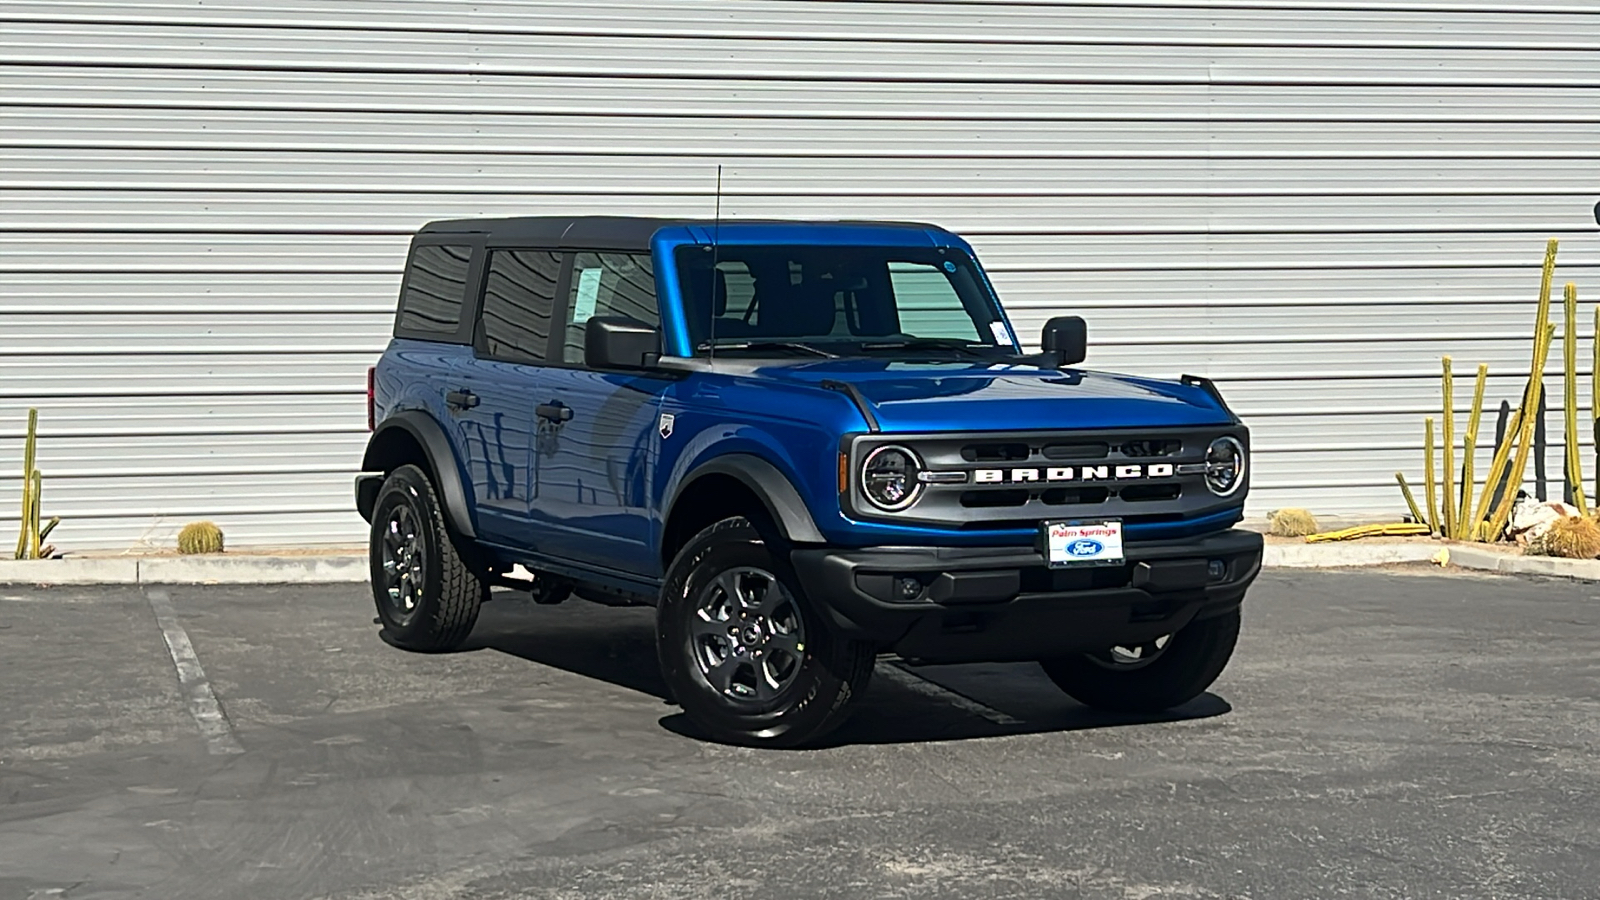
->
(2, 545, 1594, 585)
(1445, 546, 1600, 581)
(0, 557, 142, 585)
(0, 555, 367, 585)
(1261, 542, 1440, 569)
(139, 555, 370, 584)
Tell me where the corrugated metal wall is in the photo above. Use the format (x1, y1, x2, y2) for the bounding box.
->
(3, 0, 1598, 549)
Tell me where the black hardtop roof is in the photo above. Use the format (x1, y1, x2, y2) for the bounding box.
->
(417, 215, 942, 251)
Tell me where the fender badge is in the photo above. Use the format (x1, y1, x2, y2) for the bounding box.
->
(658, 413, 675, 439)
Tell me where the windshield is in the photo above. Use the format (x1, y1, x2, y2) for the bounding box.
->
(675, 245, 1014, 357)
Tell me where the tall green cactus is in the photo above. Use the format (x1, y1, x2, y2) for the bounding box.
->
(28, 470, 41, 559)
(14, 409, 37, 560)
(1564, 283, 1587, 515)
(13, 409, 51, 560)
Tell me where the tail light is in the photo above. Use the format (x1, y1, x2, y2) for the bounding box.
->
(366, 366, 376, 431)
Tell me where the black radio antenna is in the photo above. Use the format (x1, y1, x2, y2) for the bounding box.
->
(708, 164, 722, 364)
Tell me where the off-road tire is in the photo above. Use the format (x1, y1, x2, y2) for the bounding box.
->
(657, 516, 875, 747)
(369, 464, 485, 652)
(1040, 608, 1241, 712)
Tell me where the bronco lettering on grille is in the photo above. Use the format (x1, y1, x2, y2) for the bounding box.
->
(972, 463, 1175, 484)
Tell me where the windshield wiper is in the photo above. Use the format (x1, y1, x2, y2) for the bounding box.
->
(698, 340, 839, 359)
(855, 338, 1001, 358)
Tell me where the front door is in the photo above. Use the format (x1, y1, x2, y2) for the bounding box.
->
(530, 251, 669, 577)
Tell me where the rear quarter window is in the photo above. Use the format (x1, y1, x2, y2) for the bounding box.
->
(397, 243, 474, 339)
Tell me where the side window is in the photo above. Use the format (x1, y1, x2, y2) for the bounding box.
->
(887, 261, 983, 341)
(480, 249, 559, 364)
(397, 244, 473, 338)
(562, 252, 657, 364)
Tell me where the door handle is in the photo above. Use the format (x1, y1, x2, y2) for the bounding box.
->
(445, 389, 479, 410)
(536, 401, 573, 424)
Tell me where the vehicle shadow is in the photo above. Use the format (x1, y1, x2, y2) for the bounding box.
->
(469, 596, 1231, 748)
(466, 596, 670, 700)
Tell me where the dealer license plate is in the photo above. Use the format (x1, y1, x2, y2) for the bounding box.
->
(1043, 520, 1125, 568)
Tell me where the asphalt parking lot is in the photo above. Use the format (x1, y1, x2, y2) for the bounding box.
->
(1, 569, 1596, 900)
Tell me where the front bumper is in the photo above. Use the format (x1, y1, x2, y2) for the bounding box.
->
(791, 528, 1262, 664)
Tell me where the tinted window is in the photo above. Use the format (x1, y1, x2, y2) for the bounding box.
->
(562, 252, 657, 364)
(480, 249, 559, 363)
(398, 244, 472, 337)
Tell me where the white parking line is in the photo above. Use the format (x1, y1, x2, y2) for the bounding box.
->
(145, 589, 244, 755)
(878, 662, 1022, 726)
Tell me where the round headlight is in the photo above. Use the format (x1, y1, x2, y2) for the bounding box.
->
(1205, 436, 1246, 496)
(861, 445, 922, 511)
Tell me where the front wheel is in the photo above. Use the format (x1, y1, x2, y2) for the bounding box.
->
(1040, 608, 1241, 712)
(657, 517, 875, 747)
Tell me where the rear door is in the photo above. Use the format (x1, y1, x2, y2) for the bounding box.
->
(530, 250, 672, 577)
(390, 238, 485, 495)
(455, 248, 563, 549)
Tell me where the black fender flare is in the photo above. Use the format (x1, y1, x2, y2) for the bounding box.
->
(359, 410, 477, 539)
(670, 454, 827, 545)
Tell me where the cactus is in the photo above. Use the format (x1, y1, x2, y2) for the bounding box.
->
(1441, 356, 1456, 538)
(1268, 508, 1319, 537)
(1456, 239, 1559, 542)
(1423, 417, 1439, 534)
(1396, 472, 1427, 526)
(13, 409, 41, 561)
(1563, 283, 1587, 515)
(1456, 364, 1488, 539)
(1471, 407, 1522, 536)
(1527, 515, 1600, 560)
(177, 521, 226, 555)
(1305, 522, 1431, 543)
(1487, 322, 1557, 540)
(28, 470, 41, 560)
(1485, 240, 1562, 538)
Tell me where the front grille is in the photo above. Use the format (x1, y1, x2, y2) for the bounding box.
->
(1119, 439, 1181, 458)
(848, 426, 1246, 529)
(1121, 484, 1182, 503)
(960, 489, 1030, 508)
(1040, 441, 1109, 460)
(1041, 486, 1111, 505)
(962, 442, 1030, 462)
(958, 486, 1119, 510)
(957, 482, 1179, 510)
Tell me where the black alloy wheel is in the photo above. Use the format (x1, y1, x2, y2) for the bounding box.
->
(657, 516, 874, 747)
(378, 500, 428, 626)
(688, 566, 808, 703)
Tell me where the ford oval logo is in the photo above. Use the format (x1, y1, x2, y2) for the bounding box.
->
(1067, 539, 1104, 557)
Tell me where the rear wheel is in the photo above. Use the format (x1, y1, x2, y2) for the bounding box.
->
(369, 464, 485, 652)
(1040, 608, 1241, 712)
(657, 517, 874, 747)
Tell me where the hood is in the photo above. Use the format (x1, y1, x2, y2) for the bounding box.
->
(748, 359, 1236, 433)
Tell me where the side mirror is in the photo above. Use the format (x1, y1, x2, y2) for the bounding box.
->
(585, 316, 660, 370)
(1040, 316, 1087, 367)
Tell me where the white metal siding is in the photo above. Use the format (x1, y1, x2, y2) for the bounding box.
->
(2, 0, 1597, 549)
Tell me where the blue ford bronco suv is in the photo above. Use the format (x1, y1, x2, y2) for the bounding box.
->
(357, 216, 1262, 746)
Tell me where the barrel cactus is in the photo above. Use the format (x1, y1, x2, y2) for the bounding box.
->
(1527, 515, 1600, 560)
(177, 521, 225, 555)
(1267, 508, 1319, 538)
